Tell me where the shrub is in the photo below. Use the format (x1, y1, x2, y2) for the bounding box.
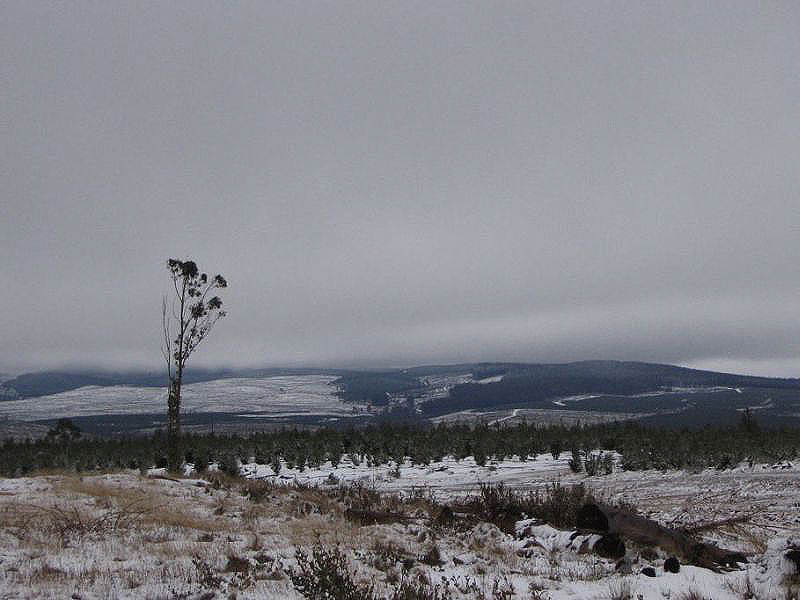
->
(390, 575, 453, 600)
(192, 556, 223, 589)
(584, 452, 613, 476)
(224, 553, 251, 574)
(242, 479, 273, 503)
(466, 482, 588, 531)
(193, 450, 209, 473)
(420, 544, 443, 567)
(568, 448, 583, 473)
(218, 452, 241, 477)
(292, 544, 375, 600)
(549, 441, 562, 460)
(601, 452, 614, 475)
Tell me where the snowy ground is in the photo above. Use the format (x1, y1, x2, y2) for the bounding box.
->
(1, 455, 798, 599)
(0, 375, 364, 423)
(246, 452, 800, 551)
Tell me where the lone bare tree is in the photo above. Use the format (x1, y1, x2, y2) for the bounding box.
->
(162, 258, 227, 472)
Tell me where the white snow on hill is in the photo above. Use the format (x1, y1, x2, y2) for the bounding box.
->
(0, 374, 358, 421)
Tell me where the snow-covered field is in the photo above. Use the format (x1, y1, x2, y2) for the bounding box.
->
(245, 452, 800, 546)
(1, 455, 798, 599)
(0, 375, 363, 422)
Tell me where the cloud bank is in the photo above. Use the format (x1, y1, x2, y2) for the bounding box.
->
(2, 2, 799, 375)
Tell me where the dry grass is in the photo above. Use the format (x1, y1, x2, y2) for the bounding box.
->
(738, 526, 770, 555)
(55, 475, 257, 533)
(0, 497, 151, 547)
(606, 578, 634, 600)
(56, 476, 135, 499)
(0, 473, 300, 597)
(723, 573, 767, 599)
(144, 505, 228, 532)
(287, 511, 361, 546)
(29, 466, 124, 478)
(675, 589, 710, 600)
(25, 563, 70, 584)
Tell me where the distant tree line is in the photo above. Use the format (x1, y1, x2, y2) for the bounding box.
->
(1, 415, 797, 477)
(332, 372, 420, 405)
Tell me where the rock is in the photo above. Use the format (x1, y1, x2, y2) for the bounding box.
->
(641, 567, 657, 577)
(664, 556, 680, 573)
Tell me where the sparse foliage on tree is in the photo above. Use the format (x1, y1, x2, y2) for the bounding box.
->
(162, 258, 227, 472)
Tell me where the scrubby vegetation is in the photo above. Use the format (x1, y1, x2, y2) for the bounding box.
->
(1, 445, 798, 598)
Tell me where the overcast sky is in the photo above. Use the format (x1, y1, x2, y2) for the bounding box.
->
(2, 2, 799, 376)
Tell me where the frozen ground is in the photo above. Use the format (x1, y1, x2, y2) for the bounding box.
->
(0, 375, 364, 423)
(1, 455, 798, 599)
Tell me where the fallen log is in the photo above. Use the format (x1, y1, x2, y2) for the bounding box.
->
(577, 503, 747, 571)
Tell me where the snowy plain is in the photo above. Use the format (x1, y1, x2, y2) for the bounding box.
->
(0, 452, 799, 598)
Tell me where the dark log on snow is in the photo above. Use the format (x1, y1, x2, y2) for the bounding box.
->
(577, 503, 747, 571)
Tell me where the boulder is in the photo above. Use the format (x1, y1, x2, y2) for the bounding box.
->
(664, 556, 680, 573)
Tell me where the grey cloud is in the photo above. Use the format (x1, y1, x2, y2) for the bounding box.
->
(2, 2, 799, 375)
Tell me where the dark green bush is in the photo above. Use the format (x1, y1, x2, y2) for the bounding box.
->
(292, 544, 375, 600)
(217, 452, 241, 477)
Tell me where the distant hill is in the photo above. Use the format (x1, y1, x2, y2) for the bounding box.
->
(6, 360, 800, 430)
(1, 367, 347, 399)
(331, 360, 800, 428)
(417, 360, 800, 414)
(333, 360, 800, 404)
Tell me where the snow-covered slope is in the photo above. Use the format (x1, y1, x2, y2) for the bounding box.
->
(0, 374, 360, 422)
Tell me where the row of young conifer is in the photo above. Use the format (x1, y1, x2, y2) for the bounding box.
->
(0, 412, 794, 478)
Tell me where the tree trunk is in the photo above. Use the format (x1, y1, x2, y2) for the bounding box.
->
(166, 379, 181, 473)
(577, 503, 747, 570)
